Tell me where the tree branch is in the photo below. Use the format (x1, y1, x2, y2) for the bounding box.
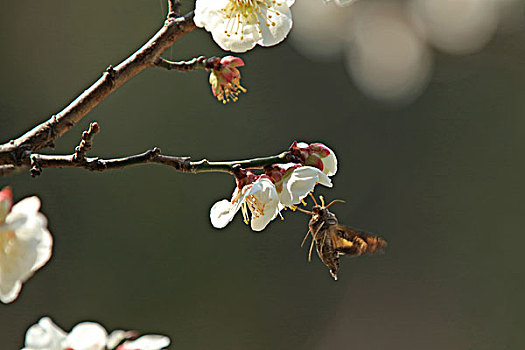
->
(0, 9, 196, 167)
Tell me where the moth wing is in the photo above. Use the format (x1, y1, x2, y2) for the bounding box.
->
(333, 225, 387, 256)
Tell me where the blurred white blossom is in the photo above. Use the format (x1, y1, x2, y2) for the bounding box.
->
(409, 0, 499, 55)
(290, 0, 518, 104)
(0, 187, 52, 304)
(346, 3, 432, 104)
(323, 0, 358, 7)
(23, 317, 170, 350)
(194, 0, 296, 53)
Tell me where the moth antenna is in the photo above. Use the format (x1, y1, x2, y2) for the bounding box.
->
(319, 195, 325, 207)
(325, 199, 346, 209)
(308, 222, 324, 262)
(300, 229, 312, 247)
(295, 207, 313, 215)
(309, 192, 318, 206)
(308, 237, 316, 262)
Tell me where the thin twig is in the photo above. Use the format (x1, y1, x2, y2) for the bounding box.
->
(26, 150, 291, 175)
(0, 10, 196, 167)
(155, 56, 208, 71)
(73, 122, 100, 162)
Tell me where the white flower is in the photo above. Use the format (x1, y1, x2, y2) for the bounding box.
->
(194, 0, 296, 53)
(24, 318, 170, 350)
(0, 187, 52, 304)
(276, 165, 333, 207)
(23, 317, 66, 350)
(210, 176, 280, 231)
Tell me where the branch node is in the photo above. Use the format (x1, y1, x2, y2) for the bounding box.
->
(95, 158, 106, 171)
(30, 155, 41, 177)
(104, 65, 116, 82)
(149, 147, 161, 158)
(284, 152, 301, 164)
(167, 0, 182, 19)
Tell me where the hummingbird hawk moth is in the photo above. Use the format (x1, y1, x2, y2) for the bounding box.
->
(296, 195, 387, 280)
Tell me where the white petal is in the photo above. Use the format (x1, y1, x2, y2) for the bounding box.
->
(24, 317, 67, 350)
(257, 4, 293, 47)
(249, 179, 280, 231)
(107, 330, 126, 349)
(316, 169, 332, 187)
(210, 199, 236, 229)
(194, 0, 230, 27)
(32, 225, 53, 271)
(10, 196, 41, 216)
(322, 151, 338, 176)
(210, 21, 260, 53)
(0, 280, 22, 304)
(65, 322, 108, 350)
(280, 167, 332, 207)
(121, 335, 170, 350)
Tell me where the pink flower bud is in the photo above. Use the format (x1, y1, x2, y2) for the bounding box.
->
(289, 141, 338, 176)
(0, 187, 13, 221)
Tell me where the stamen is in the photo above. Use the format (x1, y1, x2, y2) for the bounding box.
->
(220, 0, 282, 39)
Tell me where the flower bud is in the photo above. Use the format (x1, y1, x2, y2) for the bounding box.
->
(232, 165, 257, 189)
(207, 56, 247, 104)
(289, 141, 338, 176)
(0, 187, 13, 223)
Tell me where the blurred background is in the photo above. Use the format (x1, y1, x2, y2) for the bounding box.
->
(1, 0, 524, 349)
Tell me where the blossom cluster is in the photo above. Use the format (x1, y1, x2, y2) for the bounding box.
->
(210, 142, 337, 231)
(23, 317, 170, 350)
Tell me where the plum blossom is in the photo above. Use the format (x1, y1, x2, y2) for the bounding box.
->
(0, 187, 52, 304)
(210, 173, 280, 231)
(265, 164, 333, 207)
(289, 141, 338, 176)
(194, 0, 296, 53)
(23, 317, 170, 350)
(207, 56, 247, 104)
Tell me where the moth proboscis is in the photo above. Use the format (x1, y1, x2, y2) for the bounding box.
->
(295, 194, 387, 280)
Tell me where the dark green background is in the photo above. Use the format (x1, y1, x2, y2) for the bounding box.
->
(1, 1, 524, 349)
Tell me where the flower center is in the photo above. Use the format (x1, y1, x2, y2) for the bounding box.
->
(221, 0, 283, 40)
(210, 69, 247, 104)
(241, 194, 266, 224)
